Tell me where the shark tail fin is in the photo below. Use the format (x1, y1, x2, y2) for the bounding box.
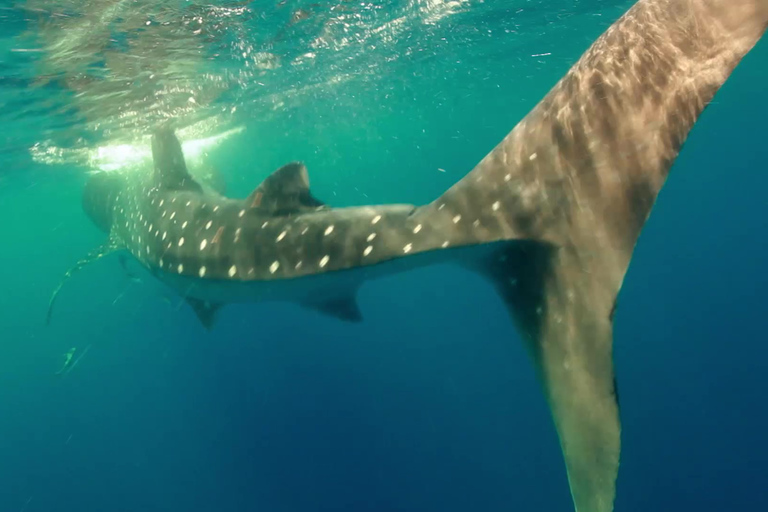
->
(417, 1, 768, 510)
(47, 236, 121, 326)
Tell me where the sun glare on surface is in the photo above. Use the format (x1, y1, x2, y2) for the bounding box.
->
(88, 126, 245, 173)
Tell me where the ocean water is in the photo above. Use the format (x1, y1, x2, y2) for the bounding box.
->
(1, 1, 767, 511)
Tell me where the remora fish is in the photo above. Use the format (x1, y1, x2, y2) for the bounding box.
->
(48, 1, 768, 510)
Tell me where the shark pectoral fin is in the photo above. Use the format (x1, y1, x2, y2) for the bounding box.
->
(302, 296, 363, 323)
(118, 254, 143, 283)
(185, 298, 222, 330)
(246, 162, 326, 215)
(151, 127, 203, 193)
(47, 236, 122, 326)
(482, 242, 621, 512)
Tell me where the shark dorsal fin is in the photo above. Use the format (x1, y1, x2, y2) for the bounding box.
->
(245, 162, 325, 216)
(151, 127, 203, 193)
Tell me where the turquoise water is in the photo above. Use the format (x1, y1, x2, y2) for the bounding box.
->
(1, 1, 767, 511)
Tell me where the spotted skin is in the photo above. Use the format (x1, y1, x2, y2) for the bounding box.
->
(62, 1, 767, 511)
(91, 167, 459, 285)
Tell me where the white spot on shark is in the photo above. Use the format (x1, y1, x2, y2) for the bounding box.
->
(492, 201, 500, 211)
(199, 266, 207, 277)
(324, 225, 334, 236)
(200, 239, 207, 250)
(453, 215, 461, 223)
(372, 215, 381, 224)
(403, 243, 413, 253)
(206, 220, 213, 230)
(276, 231, 287, 242)
(228, 265, 237, 277)
(319, 255, 329, 268)
(364, 246, 373, 256)
(178, 264, 184, 273)
(178, 237, 185, 247)
(269, 261, 280, 274)
(413, 224, 422, 234)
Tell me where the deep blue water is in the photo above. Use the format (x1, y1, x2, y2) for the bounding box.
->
(1, 1, 767, 511)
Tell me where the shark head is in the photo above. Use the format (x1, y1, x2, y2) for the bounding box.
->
(81, 171, 122, 233)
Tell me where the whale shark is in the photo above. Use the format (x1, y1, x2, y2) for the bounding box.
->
(48, 0, 768, 510)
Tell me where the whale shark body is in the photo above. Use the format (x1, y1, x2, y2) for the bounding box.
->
(50, 0, 768, 510)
